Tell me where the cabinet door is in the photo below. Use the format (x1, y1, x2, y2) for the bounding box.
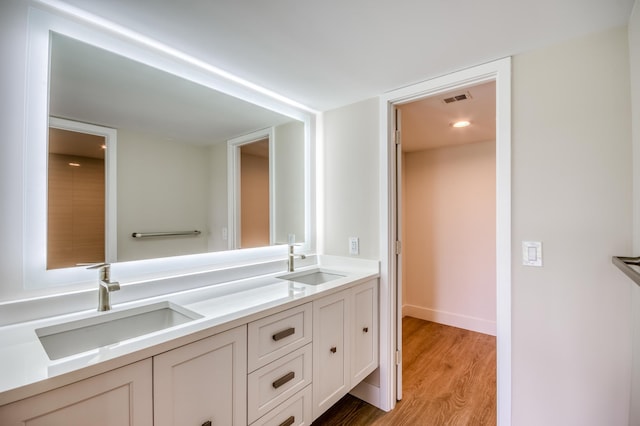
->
(0, 359, 152, 426)
(312, 290, 350, 419)
(154, 325, 247, 426)
(351, 280, 379, 384)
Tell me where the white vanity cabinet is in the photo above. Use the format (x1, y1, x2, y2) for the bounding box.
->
(247, 303, 313, 425)
(350, 279, 378, 385)
(0, 272, 379, 426)
(0, 359, 153, 426)
(153, 325, 247, 426)
(312, 279, 378, 420)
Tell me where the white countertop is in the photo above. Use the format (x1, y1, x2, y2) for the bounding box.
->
(0, 257, 379, 406)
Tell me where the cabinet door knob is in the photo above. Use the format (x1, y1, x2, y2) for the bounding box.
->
(272, 327, 295, 341)
(272, 371, 295, 389)
(330, 346, 337, 354)
(278, 416, 295, 426)
(202, 421, 212, 426)
(363, 327, 369, 333)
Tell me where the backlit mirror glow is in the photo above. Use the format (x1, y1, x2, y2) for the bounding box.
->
(22, 6, 314, 291)
(48, 32, 306, 266)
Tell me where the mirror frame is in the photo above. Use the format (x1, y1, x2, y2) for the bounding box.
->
(24, 4, 316, 290)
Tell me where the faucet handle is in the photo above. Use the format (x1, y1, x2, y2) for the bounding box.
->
(82, 263, 114, 282)
(82, 262, 110, 270)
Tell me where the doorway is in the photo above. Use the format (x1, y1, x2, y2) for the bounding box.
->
(378, 58, 511, 425)
(397, 80, 497, 419)
(47, 126, 107, 269)
(398, 81, 497, 333)
(227, 128, 275, 250)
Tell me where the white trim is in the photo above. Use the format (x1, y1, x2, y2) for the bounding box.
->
(402, 305, 497, 336)
(349, 380, 381, 407)
(379, 58, 512, 424)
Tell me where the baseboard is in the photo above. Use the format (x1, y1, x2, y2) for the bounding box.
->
(403, 304, 496, 336)
(349, 380, 381, 409)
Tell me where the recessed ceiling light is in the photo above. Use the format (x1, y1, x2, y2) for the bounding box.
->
(451, 120, 471, 128)
(68, 162, 81, 167)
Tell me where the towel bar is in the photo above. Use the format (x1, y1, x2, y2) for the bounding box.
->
(132, 230, 201, 238)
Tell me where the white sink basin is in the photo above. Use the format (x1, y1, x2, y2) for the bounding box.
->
(36, 301, 202, 360)
(277, 268, 346, 285)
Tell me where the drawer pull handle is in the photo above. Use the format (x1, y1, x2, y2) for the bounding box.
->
(363, 327, 369, 333)
(272, 371, 295, 389)
(278, 416, 295, 426)
(202, 421, 212, 426)
(272, 327, 295, 341)
(330, 346, 337, 354)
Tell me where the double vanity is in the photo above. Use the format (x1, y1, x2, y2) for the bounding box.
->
(1, 4, 379, 425)
(0, 257, 379, 425)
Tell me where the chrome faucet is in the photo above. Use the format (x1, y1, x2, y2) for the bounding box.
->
(288, 244, 306, 272)
(87, 263, 120, 311)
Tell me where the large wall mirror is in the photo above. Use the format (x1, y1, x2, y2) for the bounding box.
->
(24, 7, 314, 289)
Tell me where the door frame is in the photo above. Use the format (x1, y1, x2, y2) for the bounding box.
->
(227, 127, 275, 250)
(378, 57, 512, 425)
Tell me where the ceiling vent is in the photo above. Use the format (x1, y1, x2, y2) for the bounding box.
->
(442, 91, 472, 104)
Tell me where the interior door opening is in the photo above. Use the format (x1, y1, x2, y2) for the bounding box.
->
(379, 57, 511, 424)
(395, 80, 498, 421)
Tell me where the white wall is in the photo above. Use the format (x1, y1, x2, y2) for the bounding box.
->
(207, 142, 229, 252)
(511, 26, 632, 425)
(323, 26, 633, 425)
(0, 0, 29, 301)
(117, 130, 210, 261)
(402, 141, 496, 335)
(628, 1, 640, 424)
(322, 98, 380, 259)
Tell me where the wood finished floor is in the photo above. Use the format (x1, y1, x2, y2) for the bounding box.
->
(312, 317, 497, 426)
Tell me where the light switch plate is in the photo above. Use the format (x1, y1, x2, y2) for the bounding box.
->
(522, 241, 542, 267)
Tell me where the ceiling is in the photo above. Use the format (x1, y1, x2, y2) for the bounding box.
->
(399, 81, 496, 152)
(49, 127, 106, 159)
(53, 0, 634, 112)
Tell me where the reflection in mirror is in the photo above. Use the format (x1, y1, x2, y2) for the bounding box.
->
(240, 138, 270, 249)
(228, 121, 305, 251)
(48, 31, 307, 265)
(47, 117, 117, 270)
(47, 127, 105, 269)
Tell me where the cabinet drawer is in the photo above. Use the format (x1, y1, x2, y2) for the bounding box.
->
(248, 303, 312, 371)
(251, 385, 312, 426)
(248, 344, 312, 423)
